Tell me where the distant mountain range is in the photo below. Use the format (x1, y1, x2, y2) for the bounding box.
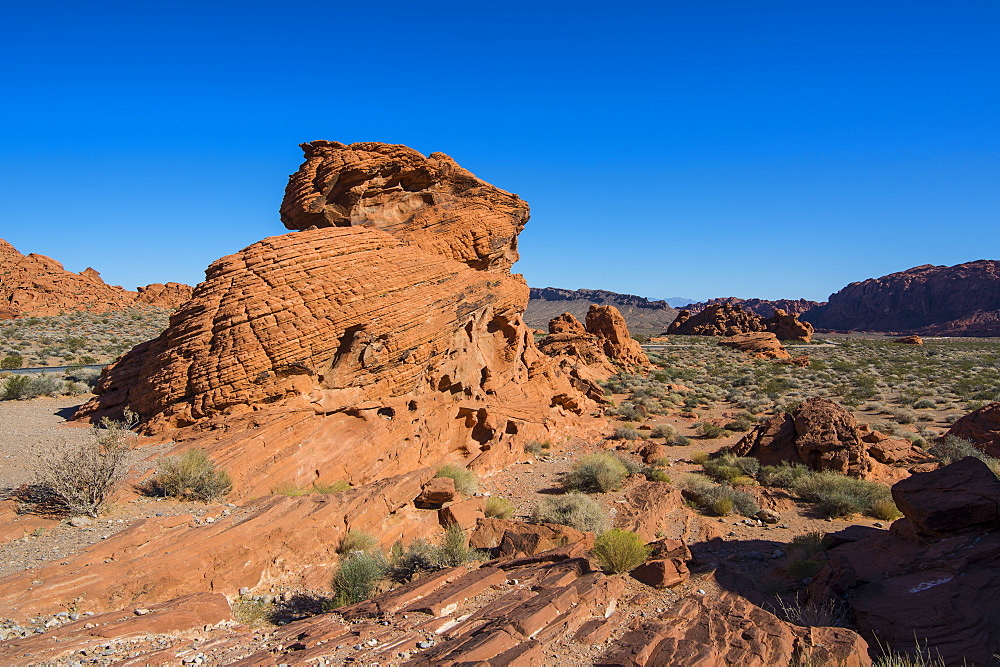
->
(528, 260, 1000, 337)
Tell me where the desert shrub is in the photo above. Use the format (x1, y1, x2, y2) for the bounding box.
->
(871, 497, 903, 521)
(912, 398, 936, 409)
(674, 435, 692, 447)
(65, 381, 89, 396)
(696, 422, 727, 439)
(337, 530, 377, 554)
(612, 426, 641, 440)
(702, 453, 760, 482)
(312, 480, 351, 493)
(650, 424, 676, 440)
(523, 441, 543, 455)
(723, 414, 756, 432)
(483, 496, 515, 519)
(436, 523, 477, 567)
(890, 408, 917, 424)
(388, 539, 437, 582)
(231, 597, 275, 626)
(1, 353, 23, 369)
(690, 451, 709, 465)
(563, 453, 629, 493)
(776, 596, 844, 627)
(272, 480, 350, 496)
(593, 529, 650, 574)
(758, 463, 810, 488)
(640, 467, 671, 483)
(788, 531, 826, 559)
(927, 434, 989, 464)
(532, 492, 610, 533)
(435, 464, 479, 494)
(613, 402, 647, 422)
(787, 558, 824, 580)
(793, 472, 896, 518)
(33, 410, 138, 516)
(148, 449, 232, 501)
(25, 374, 63, 397)
(2, 375, 30, 400)
(331, 551, 386, 607)
(681, 476, 760, 517)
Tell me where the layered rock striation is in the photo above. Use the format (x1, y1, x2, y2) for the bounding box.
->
(76, 141, 597, 497)
(0, 238, 192, 316)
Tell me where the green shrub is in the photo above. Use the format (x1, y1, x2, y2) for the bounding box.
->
(690, 451, 709, 465)
(524, 441, 543, 455)
(563, 453, 629, 493)
(532, 492, 610, 533)
(612, 427, 640, 440)
(696, 422, 728, 439)
(912, 398, 936, 409)
(650, 424, 676, 440)
(312, 480, 351, 493)
(674, 435, 692, 447)
(723, 414, 755, 432)
(435, 464, 479, 495)
(681, 476, 760, 517)
(337, 530, 377, 554)
(788, 531, 826, 559)
(758, 463, 810, 488)
(1, 353, 23, 369)
(593, 529, 651, 574)
(793, 471, 896, 519)
(702, 453, 760, 482)
(928, 435, 989, 464)
(871, 497, 903, 521)
(483, 496, 515, 519)
(2, 375, 30, 400)
(640, 467, 671, 483)
(331, 552, 386, 607)
(787, 558, 824, 580)
(436, 523, 477, 567)
(148, 449, 232, 501)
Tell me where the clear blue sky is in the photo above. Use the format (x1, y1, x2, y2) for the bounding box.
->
(1, 0, 996, 302)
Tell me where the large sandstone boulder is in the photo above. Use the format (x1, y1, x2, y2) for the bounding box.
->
(809, 458, 1000, 664)
(943, 401, 1000, 458)
(584, 304, 651, 370)
(733, 397, 875, 477)
(134, 282, 193, 309)
(719, 331, 792, 359)
(667, 301, 813, 342)
(75, 142, 596, 498)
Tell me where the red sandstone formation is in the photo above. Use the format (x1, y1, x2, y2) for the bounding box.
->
(809, 458, 1000, 664)
(893, 335, 923, 345)
(667, 301, 813, 342)
(0, 238, 193, 316)
(525, 286, 678, 334)
(76, 142, 598, 499)
(801, 260, 1000, 336)
(585, 304, 651, 369)
(732, 397, 927, 479)
(719, 331, 792, 360)
(134, 282, 194, 308)
(944, 401, 1000, 458)
(683, 296, 821, 318)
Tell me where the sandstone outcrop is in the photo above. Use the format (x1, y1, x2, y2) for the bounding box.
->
(599, 590, 870, 666)
(733, 397, 883, 478)
(667, 301, 813, 342)
(801, 260, 1000, 336)
(893, 335, 923, 345)
(0, 238, 193, 316)
(682, 297, 821, 318)
(76, 141, 597, 498)
(526, 286, 677, 334)
(536, 306, 649, 399)
(719, 332, 792, 359)
(943, 402, 1000, 457)
(809, 457, 1000, 664)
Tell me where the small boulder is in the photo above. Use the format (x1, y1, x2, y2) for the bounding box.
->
(630, 558, 689, 589)
(415, 477, 456, 508)
(438, 497, 484, 530)
(892, 457, 1000, 535)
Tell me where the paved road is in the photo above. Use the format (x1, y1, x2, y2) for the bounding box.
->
(1, 364, 106, 375)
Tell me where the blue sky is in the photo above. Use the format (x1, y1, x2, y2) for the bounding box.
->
(1, 0, 996, 302)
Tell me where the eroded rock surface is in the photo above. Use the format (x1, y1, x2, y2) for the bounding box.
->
(809, 458, 1000, 665)
(667, 301, 813, 342)
(76, 142, 597, 498)
(944, 401, 1000, 458)
(719, 332, 792, 360)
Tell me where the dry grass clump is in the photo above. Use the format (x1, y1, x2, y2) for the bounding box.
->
(680, 475, 760, 517)
(793, 472, 898, 518)
(147, 449, 232, 501)
(532, 492, 610, 533)
(593, 529, 650, 574)
(435, 464, 479, 495)
(701, 452, 760, 482)
(483, 496, 515, 519)
(337, 530, 378, 554)
(563, 453, 630, 493)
